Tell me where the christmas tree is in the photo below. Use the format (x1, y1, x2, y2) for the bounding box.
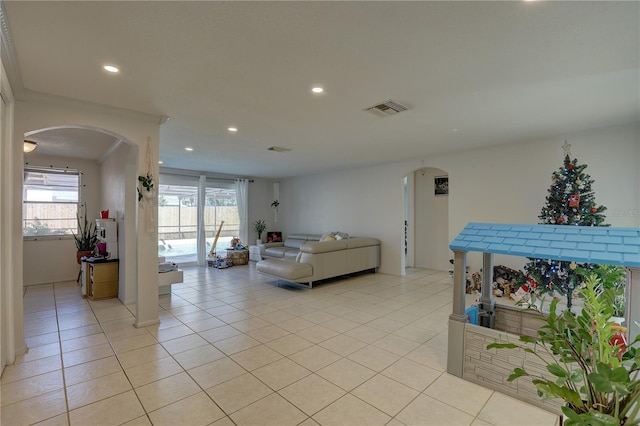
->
(521, 142, 608, 311)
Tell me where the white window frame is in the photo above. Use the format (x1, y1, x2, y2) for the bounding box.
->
(23, 166, 80, 240)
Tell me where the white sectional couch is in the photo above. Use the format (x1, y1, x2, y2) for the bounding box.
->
(257, 233, 322, 260)
(256, 236, 380, 288)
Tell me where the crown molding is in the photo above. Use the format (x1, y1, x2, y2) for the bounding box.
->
(24, 89, 165, 125)
(0, 0, 25, 100)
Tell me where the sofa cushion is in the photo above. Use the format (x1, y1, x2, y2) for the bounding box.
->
(284, 239, 306, 249)
(264, 246, 289, 258)
(283, 249, 299, 259)
(257, 259, 313, 281)
(301, 240, 347, 254)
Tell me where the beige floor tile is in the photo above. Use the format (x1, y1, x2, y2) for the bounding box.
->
(344, 324, 388, 343)
(477, 392, 559, 426)
(110, 333, 158, 354)
(372, 334, 421, 356)
(392, 324, 437, 344)
(316, 357, 376, 391)
(121, 415, 153, 426)
(245, 324, 291, 343)
(69, 390, 145, 426)
(66, 370, 132, 410)
(320, 317, 360, 333)
(396, 394, 474, 425)
(424, 373, 494, 416)
(312, 393, 391, 426)
(230, 317, 270, 333)
(347, 345, 400, 372)
(230, 393, 307, 426)
(135, 372, 201, 412)
(172, 344, 225, 370)
(230, 344, 283, 371)
(124, 356, 185, 388)
(381, 358, 442, 391)
(1, 370, 64, 406)
(405, 344, 448, 371)
(60, 333, 108, 353)
(472, 418, 495, 426)
(188, 357, 247, 389)
(296, 325, 339, 344)
(352, 374, 419, 416)
(289, 345, 342, 372)
(185, 316, 227, 332)
(25, 331, 60, 348)
(299, 310, 337, 324)
(64, 356, 122, 386)
(199, 324, 243, 343)
(424, 330, 449, 349)
(257, 309, 295, 324)
(276, 317, 315, 333)
(116, 344, 170, 369)
(160, 333, 209, 355)
(210, 416, 236, 426)
(148, 391, 225, 425)
(206, 373, 273, 414)
(0, 354, 62, 384)
(15, 342, 61, 364)
(213, 334, 261, 355)
(252, 357, 311, 390)
(341, 310, 379, 324)
(367, 317, 406, 333)
(0, 389, 67, 426)
(32, 412, 69, 425)
(62, 343, 115, 368)
(279, 374, 346, 416)
(147, 324, 195, 342)
(266, 334, 314, 356)
(58, 324, 103, 342)
(319, 334, 367, 356)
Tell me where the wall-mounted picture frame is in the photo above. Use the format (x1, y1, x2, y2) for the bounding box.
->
(266, 231, 282, 243)
(435, 176, 449, 196)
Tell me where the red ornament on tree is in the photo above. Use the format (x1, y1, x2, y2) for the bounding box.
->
(569, 193, 580, 207)
(568, 164, 574, 170)
(591, 207, 597, 213)
(557, 217, 565, 223)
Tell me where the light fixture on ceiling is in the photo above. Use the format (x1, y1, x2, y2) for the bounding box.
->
(228, 127, 238, 132)
(185, 147, 194, 152)
(103, 65, 119, 73)
(158, 160, 163, 164)
(23, 140, 38, 153)
(311, 86, 324, 94)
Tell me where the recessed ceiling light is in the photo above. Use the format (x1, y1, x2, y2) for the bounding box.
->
(311, 86, 324, 94)
(158, 160, 163, 164)
(228, 127, 238, 132)
(103, 65, 119, 73)
(185, 147, 194, 152)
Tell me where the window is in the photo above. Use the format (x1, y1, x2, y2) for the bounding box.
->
(23, 167, 80, 237)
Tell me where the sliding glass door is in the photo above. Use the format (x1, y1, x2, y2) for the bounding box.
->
(158, 173, 239, 265)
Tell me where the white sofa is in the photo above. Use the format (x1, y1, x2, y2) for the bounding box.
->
(257, 233, 322, 260)
(256, 237, 380, 288)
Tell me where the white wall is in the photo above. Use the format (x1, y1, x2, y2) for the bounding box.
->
(100, 142, 137, 304)
(414, 167, 449, 271)
(281, 123, 640, 275)
(22, 154, 101, 285)
(248, 178, 278, 244)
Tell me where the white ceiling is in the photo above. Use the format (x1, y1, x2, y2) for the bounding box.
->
(5, 1, 639, 178)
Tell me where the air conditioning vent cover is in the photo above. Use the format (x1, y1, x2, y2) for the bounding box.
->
(364, 100, 409, 117)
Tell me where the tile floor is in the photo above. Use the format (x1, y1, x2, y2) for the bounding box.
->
(1, 264, 561, 426)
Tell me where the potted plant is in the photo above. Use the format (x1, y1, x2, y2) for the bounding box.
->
(488, 273, 639, 425)
(254, 219, 267, 243)
(72, 204, 98, 264)
(138, 173, 155, 201)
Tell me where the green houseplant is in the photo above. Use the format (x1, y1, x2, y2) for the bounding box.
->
(254, 219, 267, 242)
(488, 273, 639, 426)
(72, 204, 98, 263)
(137, 173, 155, 201)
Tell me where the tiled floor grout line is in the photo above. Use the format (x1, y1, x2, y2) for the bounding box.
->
(52, 282, 73, 426)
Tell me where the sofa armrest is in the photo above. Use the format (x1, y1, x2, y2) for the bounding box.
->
(301, 240, 347, 254)
(258, 242, 283, 255)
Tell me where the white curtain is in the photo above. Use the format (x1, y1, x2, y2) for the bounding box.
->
(197, 175, 206, 265)
(235, 179, 249, 245)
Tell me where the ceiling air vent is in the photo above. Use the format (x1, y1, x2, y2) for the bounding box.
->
(364, 100, 409, 117)
(267, 146, 292, 152)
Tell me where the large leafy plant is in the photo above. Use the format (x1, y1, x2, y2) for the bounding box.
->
(73, 204, 98, 251)
(488, 274, 639, 426)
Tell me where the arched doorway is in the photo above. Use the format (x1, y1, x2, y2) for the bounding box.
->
(404, 166, 450, 273)
(22, 125, 138, 302)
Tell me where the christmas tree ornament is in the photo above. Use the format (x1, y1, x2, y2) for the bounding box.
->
(569, 193, 580, 207)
